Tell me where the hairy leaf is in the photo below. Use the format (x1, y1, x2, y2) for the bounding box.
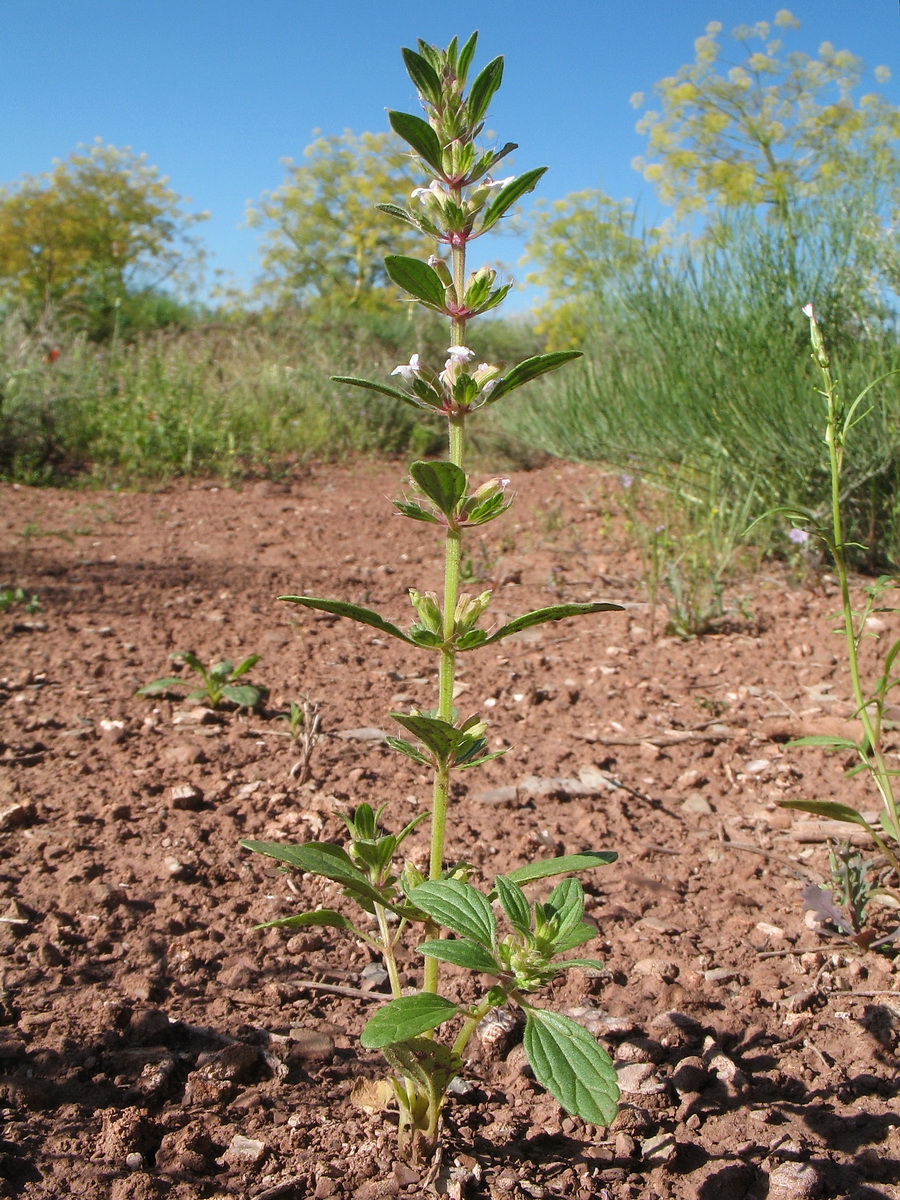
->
(505, 852, 617, 887)
(523, 1008, 619, 1126)
(477, 601, 623, 647)
(417, 937, 500, 973)
(360, 994, 459, 1049)
(254, 908, 351, 932)
(384, 255, 447, 309)
(495, 875, 532, 935)
(278, 596, 415, 645)
(409, 459, 467, 518)
(388, 110, 444, 173)
(239, 839, 388, 909)
(331, 374, 425, 410)
(390, 712, 463, 763)
(410, 879, 496, 947)
(401, 48, 442, 106)
(481, 167, 548, 232)
(468, 55, 504, 124)
(482, 351, 584, 406)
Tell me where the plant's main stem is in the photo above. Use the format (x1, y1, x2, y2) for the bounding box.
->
(424, 228, 468, 997)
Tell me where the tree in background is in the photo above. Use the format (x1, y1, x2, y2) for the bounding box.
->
(527, 10, 900, 347)
(0, 140, 207, 338)
(249, 131, 425, 313)
(630, 11, 899, 226)
(524, 190, 644, 347)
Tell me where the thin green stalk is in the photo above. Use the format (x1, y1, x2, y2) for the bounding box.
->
(375, 904, 404, 999)
(820, 351, 900, 863)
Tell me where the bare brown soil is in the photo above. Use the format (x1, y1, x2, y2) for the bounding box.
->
(0, 460, 898, 1200)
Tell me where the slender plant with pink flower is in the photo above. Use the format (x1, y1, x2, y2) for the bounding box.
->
(242, 33, 622, 1162)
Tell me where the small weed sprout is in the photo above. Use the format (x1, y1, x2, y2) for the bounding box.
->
(757, 304, 900, 918)
(281, 695, 322, 783)
(138, 651, 265, 711)
(240, 34, 623, 1162)
(0, 587, 40, 615)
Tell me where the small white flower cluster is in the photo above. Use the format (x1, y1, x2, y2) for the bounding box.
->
(391, 346, 501, 410)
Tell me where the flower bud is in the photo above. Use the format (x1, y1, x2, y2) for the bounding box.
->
(454, 590, 492, 635)
(400, 860, 425, 896)
(802, 302, 830, 369)
(409, 588, 443, 633)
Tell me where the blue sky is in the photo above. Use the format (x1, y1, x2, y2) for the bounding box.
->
(3, 1, 898, 307)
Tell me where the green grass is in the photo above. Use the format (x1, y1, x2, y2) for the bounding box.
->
(0, 306, 544, 485)
(500, 212, 900, 565)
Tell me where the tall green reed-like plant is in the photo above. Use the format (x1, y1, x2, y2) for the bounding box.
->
(760, 304, 900, 898)
(241, 34, 622, 1162)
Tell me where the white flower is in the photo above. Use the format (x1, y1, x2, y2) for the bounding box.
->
(446, 345, 475, 365)
(484, 175, 515, 190)
(391, 353, 421, 383)
(481, 379, 499, 396)
(802, 303, 815, 319)
(411, 180, 445, 203)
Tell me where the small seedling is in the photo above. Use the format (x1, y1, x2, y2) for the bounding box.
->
(802, 843, 899, 950)
(241, 33, 623, 1164)
(0, 587, 40, 615)
(138, 651, 265, 710)
(280, 695, 322, 783)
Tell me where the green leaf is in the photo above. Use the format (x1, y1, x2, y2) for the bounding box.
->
(881, 805, 900, 840)
(417, 938, 500, 973)
(547, 877, 585, 938)
(495, 875, 532, 935)
(402, 47, 442, 105)
(390, 712, 462, 763)
(409, 459, 467, 519)
(384, 255, 447, 309)
(177, 650, 205, 673)
(559, 958, 606, 973)
(221, 684, 263, 709)
(483, 351, 583, 405)
(232, 654, 261, 679)
(477, 602, 623, 647)
(136, 676, 185, 696)
(209, 660, 234, 682)
(376, 202, 418, 228)
(385, 736, 430, 766)
(239, 840, 389, 909)
(788, 736, 861, 752)
(777, 799, 873, 828)
(481, 167, 548, 232)
(506, 852, 617, 887)
(388, 110, 444, 173)
(468, 55, 504, 124)
(553, 921, 597, 953)
(360, 994, 459, 1049)
(278, 596, 416, 645)
(381, 1037, 461, 1094)
(331, 374, 426, 411)
(392, 500, 442, 525)
(410, 879, 496, 947)
(254, 908, 351, 932)
(523, 1008, 619, 1126)
(457, 31, 478, 86)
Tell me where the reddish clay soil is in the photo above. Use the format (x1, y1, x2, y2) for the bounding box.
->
(0, 460, 899, 1200)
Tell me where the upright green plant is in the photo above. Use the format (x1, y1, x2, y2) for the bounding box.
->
(760, 304, 900, 898)
(241, 34, 622, 1162)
